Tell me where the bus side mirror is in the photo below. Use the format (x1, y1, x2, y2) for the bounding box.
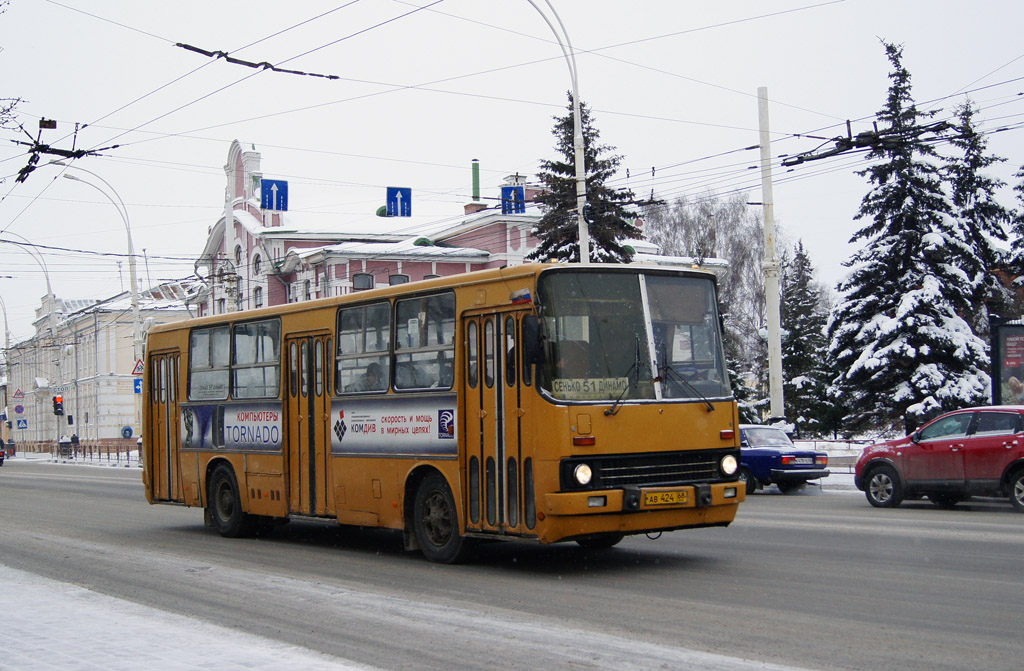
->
(522, 315, 544, 365)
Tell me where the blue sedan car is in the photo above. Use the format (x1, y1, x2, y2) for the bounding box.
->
(739, 425, 829, 494)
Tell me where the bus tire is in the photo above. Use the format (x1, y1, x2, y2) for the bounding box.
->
(413, 472, 471, 563)
(208, 464, 254, 538)
(739, 467, 757, 495)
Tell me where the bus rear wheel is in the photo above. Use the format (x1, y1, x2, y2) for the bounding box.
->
(413, 472, 471, 563)
(208, 464, 254, 538)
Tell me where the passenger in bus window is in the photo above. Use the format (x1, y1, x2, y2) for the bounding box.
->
(396, 361, 431, 389)
(350, 362, 385, 392)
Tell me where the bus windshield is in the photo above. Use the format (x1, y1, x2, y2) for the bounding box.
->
(536, 270, 731, 403)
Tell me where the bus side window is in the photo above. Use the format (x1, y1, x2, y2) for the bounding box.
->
(395, 292, 455, 391)
(484, 318, 495, 388)
(505, 316, 516, 387)
(231, 319, 281, 399)
(467, 321, 478, 388)
(520, 318, 532, 387)
(337, 302, 391, 394)
(188, 326, 230, 401)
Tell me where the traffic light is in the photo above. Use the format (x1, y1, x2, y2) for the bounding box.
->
(53, 395, 64, 416)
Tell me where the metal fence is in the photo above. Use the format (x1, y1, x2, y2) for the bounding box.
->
(50, 442, 142, 468)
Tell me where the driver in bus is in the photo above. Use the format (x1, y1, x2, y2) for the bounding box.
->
(556, 340, 589, 378)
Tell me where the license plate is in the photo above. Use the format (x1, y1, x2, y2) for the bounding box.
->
(644, 490, 689, 506)
(793, 457, 814, 464)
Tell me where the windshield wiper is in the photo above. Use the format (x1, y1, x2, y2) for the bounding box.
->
(656, 363, 715, 412)
(605, 337, 641, 416)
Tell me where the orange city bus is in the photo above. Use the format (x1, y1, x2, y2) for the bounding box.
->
(142, 263, 745, 562)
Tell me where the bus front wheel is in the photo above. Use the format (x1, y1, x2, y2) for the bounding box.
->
(208, 464, 254, 538)
(413, 472, 471, 563)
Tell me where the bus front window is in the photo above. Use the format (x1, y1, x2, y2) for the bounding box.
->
(645, 274, 731, 400)
(537, 270, 730, 403)
(538, 272, 653, 402)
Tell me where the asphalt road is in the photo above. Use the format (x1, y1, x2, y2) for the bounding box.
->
(2, 458, 1022, 671)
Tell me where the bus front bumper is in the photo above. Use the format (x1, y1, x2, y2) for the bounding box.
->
(544, 481, 745, 516)
(537, 482, 744, 544)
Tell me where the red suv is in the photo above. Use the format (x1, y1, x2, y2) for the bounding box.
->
(855, 406, 1024, 511)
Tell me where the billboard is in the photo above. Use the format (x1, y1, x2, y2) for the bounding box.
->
(992, 323, 1024, 405)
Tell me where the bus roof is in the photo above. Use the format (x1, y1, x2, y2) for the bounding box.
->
(147, 262, 718, 336)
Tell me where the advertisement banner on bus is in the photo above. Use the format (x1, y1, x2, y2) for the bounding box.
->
(331, 395, 457, 457)
(181, 403, 283, 452)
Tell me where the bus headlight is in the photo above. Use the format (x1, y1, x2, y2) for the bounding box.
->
(720, 454, 738, 476)
(574, 463, 593, 486)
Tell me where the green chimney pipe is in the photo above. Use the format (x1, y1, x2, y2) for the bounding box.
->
(472, 159, 480, 202)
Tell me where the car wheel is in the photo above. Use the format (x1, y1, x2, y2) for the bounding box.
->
(575, 533, 625, 549)
(777, 481, 805, 495)
(207, 464, 255, 538)
(739, 467, 757, 495)
(414, 472, 472, 563)
(865, 464, 903, 508)
(1010, 470, 1024, 513)
(927, 493, 961, 509)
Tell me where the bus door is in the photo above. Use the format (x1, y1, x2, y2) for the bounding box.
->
(149, 350, 181, 501)
(285, 333, 334, 517)
(464, 311, 534, 535)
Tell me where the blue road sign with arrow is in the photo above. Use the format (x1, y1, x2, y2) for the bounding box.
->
(261, 179, 288, 211)
(386, 187, 412, 216)
(501, 186, 526, 214)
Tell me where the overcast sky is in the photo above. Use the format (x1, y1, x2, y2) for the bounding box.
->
(1, 0, 1022, 344)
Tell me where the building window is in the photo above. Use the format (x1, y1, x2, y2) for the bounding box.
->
(253, 255, 262, 276)
(304, 280, 311, 301)
(234, 245, 242, 265)
(253, 286, 263, 308)
(353, 273, 374, 291)
(389, 274, 410, 286)
(216, 298, 225, 314)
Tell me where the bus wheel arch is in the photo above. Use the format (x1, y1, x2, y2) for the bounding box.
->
(405, 467, 472, 563)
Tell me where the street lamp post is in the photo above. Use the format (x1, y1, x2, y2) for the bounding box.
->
(58, 168, 141, 370)
(0, 293, 9, 446)
(55, 163, 143, 438)
(0, 233, 61, 443)
(0, 232, 58, 338)
(526, 0, 590, 263)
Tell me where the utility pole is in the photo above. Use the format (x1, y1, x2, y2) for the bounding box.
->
(757, 87, 784, 422)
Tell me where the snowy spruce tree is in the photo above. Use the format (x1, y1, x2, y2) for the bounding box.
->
(945, 99, 1010, 335)
(1004, 165, 1024, 305)
(781, 241, 835, 436)
(528, 93, 641, 263)
(826, 42, 990, 431)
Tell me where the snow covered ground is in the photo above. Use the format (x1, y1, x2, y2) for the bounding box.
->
(0, 564, 373, 671)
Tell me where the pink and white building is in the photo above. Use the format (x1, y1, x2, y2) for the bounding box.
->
(193, 141, 550, 316)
